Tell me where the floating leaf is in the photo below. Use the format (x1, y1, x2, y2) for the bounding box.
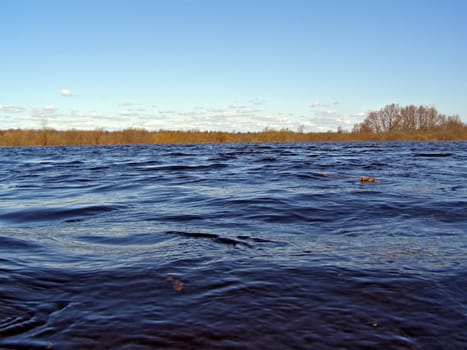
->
(165, 275, 184, 292)
(172, 279, 184, 292)
(360, 176, 376, 183)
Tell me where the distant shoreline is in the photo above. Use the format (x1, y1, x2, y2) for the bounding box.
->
(1, 128, 466, 146)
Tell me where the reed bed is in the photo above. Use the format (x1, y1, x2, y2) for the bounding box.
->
(0, 127, 465, 146)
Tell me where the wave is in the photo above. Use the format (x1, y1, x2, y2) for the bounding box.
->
(0, 204, 127, 224)
(414, 153, 453, 157)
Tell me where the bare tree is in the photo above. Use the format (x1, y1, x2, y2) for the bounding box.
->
(354, 104, 464, 133)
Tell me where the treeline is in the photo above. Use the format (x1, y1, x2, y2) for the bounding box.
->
(353, 104, 464, 133)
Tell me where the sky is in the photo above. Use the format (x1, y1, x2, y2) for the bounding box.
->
(1, 0, 466, 132)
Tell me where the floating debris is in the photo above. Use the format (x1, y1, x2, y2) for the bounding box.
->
(166, 275, 184, 292)
(320, 172, 331, 177)
(360, 176, 376, 183)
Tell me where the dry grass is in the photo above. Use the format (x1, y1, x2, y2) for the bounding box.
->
(0, 127, 466, 146)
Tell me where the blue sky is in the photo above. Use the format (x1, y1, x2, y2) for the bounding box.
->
(1, 0, 466, 132)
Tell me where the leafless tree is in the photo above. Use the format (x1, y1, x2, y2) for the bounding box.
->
(354, 104, 464, 133)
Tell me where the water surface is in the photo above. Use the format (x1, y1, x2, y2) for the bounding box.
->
(1, 142, 466, 349)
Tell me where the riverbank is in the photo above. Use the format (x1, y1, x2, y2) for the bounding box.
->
(1, 127, 466, 146)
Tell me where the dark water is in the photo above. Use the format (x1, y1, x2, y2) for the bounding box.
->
(1, 142, 466, 349)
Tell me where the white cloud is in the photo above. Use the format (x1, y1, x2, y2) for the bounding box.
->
(228, 104, 246, 109)
(307, 107, 359, 131)
(311, 101, 339, 109)
(30, 106, 59, 119)
(0, 104, 25, 113)
(43, 105, 57, 112)
(120, 109, 139, 117)
(352, 112, 366, 117)
(313, 110, 341, 118)
(0, 98, 362, 132)
(249, 98, 264, 105)
(209, 108, 226, 113)
(176, 111, 205, 117)
(238, 108, 260, 114)
(60, 88, 73, 97)
(336, 117, 353, 125)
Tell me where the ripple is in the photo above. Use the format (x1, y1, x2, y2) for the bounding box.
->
(414, 153, 453, 157)
(0, 204, 127, 224)
(165, 230, 250, 247)
(0, 142, 466, 348)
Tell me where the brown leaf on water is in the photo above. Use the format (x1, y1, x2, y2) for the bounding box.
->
(360, 176, 376, 183)
(165, 275, 184, 292)
(172, 279, 184, 292)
